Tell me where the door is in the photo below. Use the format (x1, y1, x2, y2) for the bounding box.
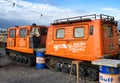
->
(102, 24, 118, 54)
(18, 28, 27, 47)
(9, 29, 16, 47)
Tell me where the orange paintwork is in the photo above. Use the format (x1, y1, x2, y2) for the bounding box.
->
(7, 25, 48, 54)
(46, 14, 119, 61)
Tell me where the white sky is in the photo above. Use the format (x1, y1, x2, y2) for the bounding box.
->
(0, 0, 120, 28)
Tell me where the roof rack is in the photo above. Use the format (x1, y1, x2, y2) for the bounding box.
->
(100, 14, 114, 21)
(52, 14, 115, 25)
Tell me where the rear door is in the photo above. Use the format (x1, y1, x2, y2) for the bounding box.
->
(18, 28, 27, 47)
(8, 29, 16, 47)
(102, 24, 118, 54)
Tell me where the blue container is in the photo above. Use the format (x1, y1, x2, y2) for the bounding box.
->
(100, 66, 119, 74)
(99, 66, 120, 83)
(36, 52, 45, 69)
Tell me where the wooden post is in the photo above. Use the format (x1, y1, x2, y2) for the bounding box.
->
(76, 61, 80, 83)
(69, 60, 82, 83)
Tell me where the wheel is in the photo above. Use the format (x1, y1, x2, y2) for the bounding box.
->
(26, 58, 33, 66)
(16, 56, 21, 62)
(11, 55, 16, 61)
(9, 51, 16, 62)
(20, 56, 25, 63)
(87, 67, 99, 81)
(71, 64, 76, 75)
(54, 62, 61, 71)
(15, 56, 20, 62)
(23, 57, 28, 64)
(79, 66, 87, 77)
(88, 68, 99, 80)
(61, 64, 69, 73)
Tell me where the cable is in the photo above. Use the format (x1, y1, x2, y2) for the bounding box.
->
(4, 0, 45, 17)
(4, 0, 54, 22)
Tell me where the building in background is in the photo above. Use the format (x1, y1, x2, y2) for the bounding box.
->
(0, 30, 7, 48)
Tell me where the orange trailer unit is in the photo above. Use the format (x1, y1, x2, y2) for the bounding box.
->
(46, 14, 118, 61)
(45, 14, 119, 80)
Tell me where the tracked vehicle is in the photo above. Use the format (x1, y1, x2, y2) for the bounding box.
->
(6, 14, 119, 81)
(45, 14, 119, 80)
(6, 24, 48, 66)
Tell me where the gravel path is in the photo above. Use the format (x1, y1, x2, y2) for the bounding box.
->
(0, 65, 73, 83)
(0, 48, 75, 83)
(0, 48, 98, 83)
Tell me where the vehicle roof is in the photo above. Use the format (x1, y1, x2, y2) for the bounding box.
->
(8, 25, 48, 30)
(51, 14, 115, 25)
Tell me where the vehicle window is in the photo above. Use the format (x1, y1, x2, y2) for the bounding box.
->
(107, 26, 113, 37)
(74, 27, 84, 38)
(20, 28, 26, 38)
(90, 26, 94, 35)
(56, 29, 64, 38)
(10, 29, 15, 38)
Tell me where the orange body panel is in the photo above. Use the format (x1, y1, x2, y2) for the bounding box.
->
(46, 14, 119, 61)
(7, 25, 48, 54)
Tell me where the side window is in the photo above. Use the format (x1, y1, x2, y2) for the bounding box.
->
(90, 26, 94, 35)
(56, 29, 64, 38)
(108, 26, 113, 37)
(9, 29, 15, 38)
(74, 27, 84, 38)
(20, 28, 26, 38)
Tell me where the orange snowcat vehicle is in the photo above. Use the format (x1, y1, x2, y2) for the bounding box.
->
(45, 14, 119, 80)
(6, 14, 119, 81)
(6, 24, 48, 66)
